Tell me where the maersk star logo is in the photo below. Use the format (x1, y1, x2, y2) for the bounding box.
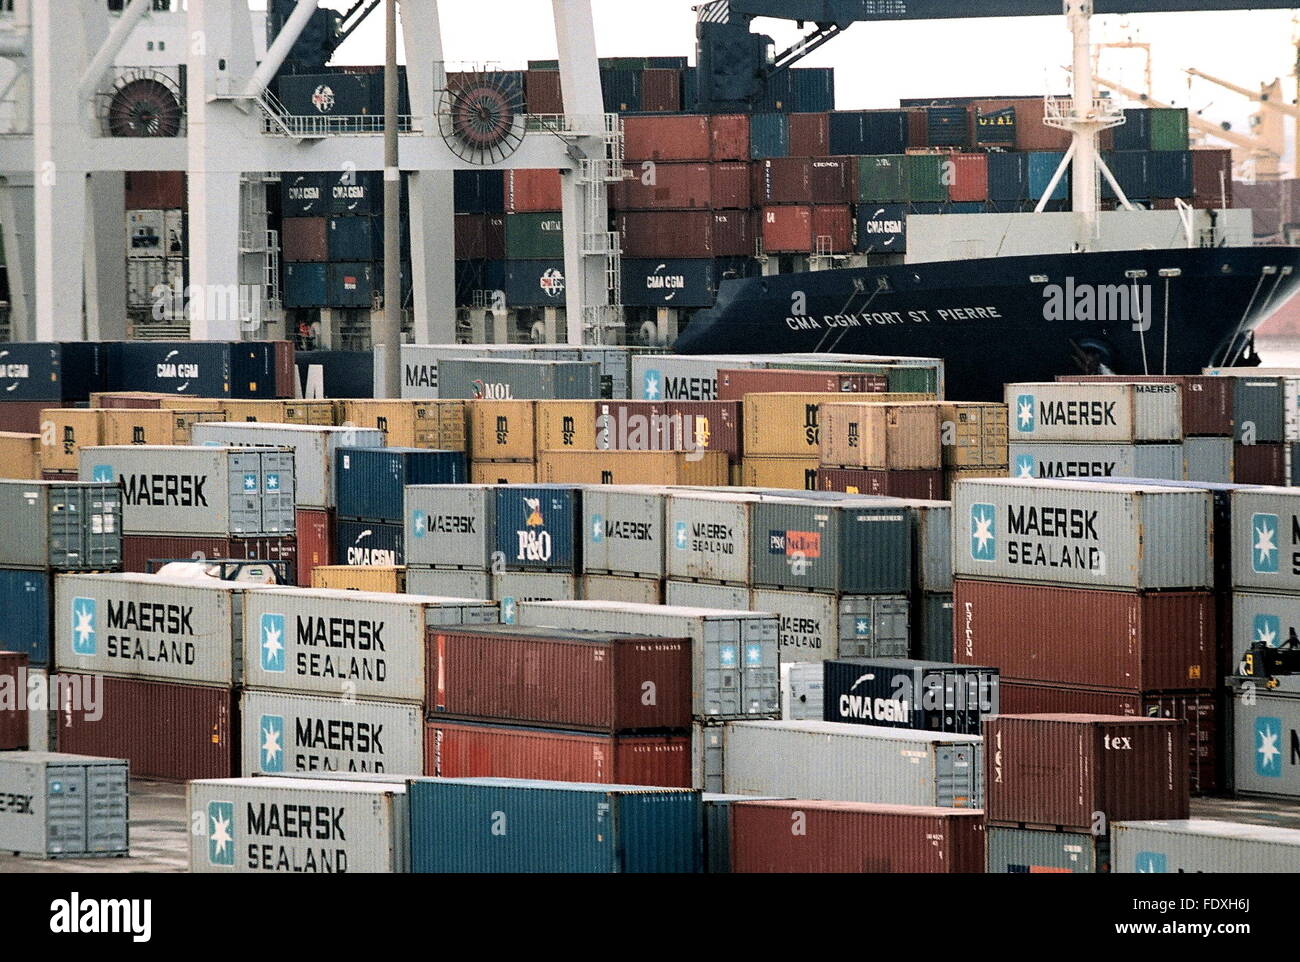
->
(501, 598, 517, 625)
(1135, 852, 1168, 873)
(1254, 613, 1281, 648)
(243, 473, 258, 492)
(745, 644, 762, 666)
(91, 464, 114, 484)
(591, 514, 604, 543)
(208, 801, 235, 866)
(1014, 454, 1037, 479)
(719, 644, 737, 668)
(1015, 394, 1035, 433)
(260, 613, 286, 673)
(1252, 514, 1280, 574)
(674, 521, 689, 550)
(411, 510, 427, 539)
(855, 618, 871, 637)
(265, 474, 281, 493)
(643, 370, 662, 401)
(1255, 717, 1283, 778)
(260, 714, 284, 773)
(970, 503, 997, 562)
(70, 597, 97, 656)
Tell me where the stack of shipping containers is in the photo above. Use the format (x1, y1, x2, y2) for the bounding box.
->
(1203, 367, 1295, 484)
(124, 171, 186, 324)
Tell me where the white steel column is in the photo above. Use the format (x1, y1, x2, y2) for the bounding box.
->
(1067, 1, 1098, 224)
(85, 170, 127, 340)
(0, 177, 34, 340)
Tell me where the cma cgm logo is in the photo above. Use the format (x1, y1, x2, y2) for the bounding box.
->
(1015, 394, 1036, 433)
(71, 597, 97, 656)
(642, 370, 662, 401)
(970, 503, 997, 562)
(1252, 513, 1280, 574)
(260, 714, 285, 773)
(1255, 716, 1286, 778)
(1134, 852, 1168, 873)
(539, 268, 565, 298)
(260, 613, 286, 673)
(311, 84, 336, 113)
(208, 800, 235, 866)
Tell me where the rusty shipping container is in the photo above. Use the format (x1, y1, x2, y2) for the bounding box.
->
(281, 217, 328, 262)
(948, 153, 989, 202)
(820, 401, 943, 469)
(623, 115, 711, 162)
(1057, 375, 1233, 437)
(615, 162, 750, 210)
(953, 580, 1213, 690)
(424, 720, 691, 787)
(984, 714, 1189, 830)
(788, 112, 830, 155)
(641, 69, 681, 112)
(812, 205, 853, 252)
(121, 534, 297, 575)
(1233, 443, 1286, 484)
(57, 675, 237, 780)
(751, 158, 813, 205)
(0, 652, 27, 749)
(815, 468, 945, 501)
(504, 168, 563, 213)
(710, 114, 750, 161)
(761, 205, 813, 252)
(427, 625, 691, 731)
(617, 210, 752, 258)
(717, 368, 888, 400)
(728, 800, 986, 874)
(295, 507, 333, 587)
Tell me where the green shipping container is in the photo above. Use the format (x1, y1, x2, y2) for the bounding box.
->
(906, 154, 948, 203)
(505, 212, 565, 259)
(857, 155, 907, 203)
(1148, 108, 1189, 151)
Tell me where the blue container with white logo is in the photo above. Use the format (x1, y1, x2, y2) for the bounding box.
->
(0, 343, 111, 402)
(111, 341, 288, 398)
(822, 658, 999, 735)
(0, 568, 53, 666)
(407, 777, 703, 873)
(295, 350, 374, 399)
(854, 203, 907, 253)
(620, 259, 718, 308)
(504, 259, 567, 307)
(334, 519, 404, 567)
(493, 485, 580, 573)
(335, 447, 467, 524)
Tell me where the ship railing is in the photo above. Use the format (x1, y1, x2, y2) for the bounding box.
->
(1043, 95, 1125, 129)
(258, 87, 416, 137)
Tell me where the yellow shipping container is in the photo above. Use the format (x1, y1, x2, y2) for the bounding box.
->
(0, 432, 41, 479)
(282, 400, 339, 426)
(220, 400, 289, 423)
(739, 457, 820, 491)
(742, 392, 933, 457)
(170, 410, 226, 444)
(535, 401, 598, 453)
(101, 409, 177, 447)
(341, 399, 466, 450)
(538, 450, 729, 486)
(471, 460, 538, 485)
(469, 400, 536, 461)
(311, 565, 407, 593)
(39, 409, 103, 472)
(945, 466, 1011, 500)
(413, 400, 468, 452)
(820, 401, 943, 470)
(938, 402, 1009, 468)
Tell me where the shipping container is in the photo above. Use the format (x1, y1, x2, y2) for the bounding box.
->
(503, 212, 565, 260)
(822, 658, 998, 734)
(856, 155, 907, 204)
(282, 262, 328, 308)
(623, 115, 711, 162)
(0, 344, 111, 403)
(404, 485, 493, 570)
(1233, 442, 1286, 484)
(1191, 148, 1234, 208)
(581, 486, 667, 578)
(749, 113, 789, 159)
(0, 752, 128, 858)
(739, 457, 820, 491)
(471, 461, 537, 485)
(666, 492, 756, 586)
(1229, 676, 1300, 798)
(0, 480, 121, 571)
(539, 450, 730, 487)
(493, 572, 577, 615)
(340, 398, 468, 450)
(718, 368, 887, 400)
(952, 478, 1212, 590)
(281, 172, 327, 217)
(126, 170, 185, 210)
(582, 574, 661, 604)
(855, 202, 908, 253)
(492, 484, 579, 573)
(984, 714, 1188, 830)
(281, 217, 328, 262)
(309, 565, 406, 593)
(788, 113, 830, 156)
(0, 653, 27, 748)
(594, 400, 741, 461)
(0, 569, 51, 667)
(917, 592, 955, 663)
(820, 401, 942, 470)
(111, 341, 292, 399)
(615, 161, 749, 210)
(188, 776, 407, 872)
(1230, 488, 1300, 591)
(1056, 374, 1232, 436)
(1147, 151, 1193, 198)
(1101, 151, 1151, 201)
(987, 827, 1108, 873)
(1028, 151, 1069, 201)
(335, 447, 465, 523)
(664, 580, 751, 610)
(744, 392, 928, 458)
(1008, 381, 1182, 442)
(406, 566, 490, 600)
(617, 210, 752, 259)
(536, 400, 598, 456)
(904, 153, 948, 203)
(439, 359, 599, 402)
(334, 519, 404, 568)
(1205, 373, 1287, 443)
(99, 407, 176, 448)
(1009, 442, 1183, 481)
(120, 534, 298, 575)
(829, 110, 907, 156)
(948, 152, 988, 202)
(752, 588, 910, 662)
(1184, 436, 1233, 483)
(326, 262, 376, 309)
(1113, 819, 1300, 873)
(781, 662, 824, 721)
(295, 507, 332, 587)
(814, 467, 944, 500)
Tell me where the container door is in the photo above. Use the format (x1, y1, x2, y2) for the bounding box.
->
(259, 450, 297, 535)
(85, 762, 129, 854)
(739, 617, 780, 717)
(934, 743, 982, 809)
(693, 725, 725, 792)
(228, 451, 263, 535)
(46, 487, 80, 568)
(45, 763, 87, 856)
(87, 487, 123, 569)
(701, 620, 742, 718)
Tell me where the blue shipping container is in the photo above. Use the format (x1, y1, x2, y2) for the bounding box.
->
(0, 343, 110, 402)
(335, 447, 467, 523)
(493, 484, 580, 572)
(295, 350, 374, 399)
(454, 169, 505, 215)
(602, 69, 643, 113)
(682, 68, 699, 111)
(927, 106, 971, 148)
(0, 568, 52, 666)
(327, 216, 380, 262)
(334, 519, 404, 567)
(620, 258, 718, 308)
(855, 203, 907, 253)
(1027, 152, 1069, 202)
(283, 262, 328, 309)
(456, 259, 508, 307)
(987, 152, 1029, 202)
(327, 262, 376, 309)
(1114, 108, 1151, 151)
(749, 113, 790, 159)
(282, 172, 329, 217)
(1146, 150, 1193, 199)
(1102, 151, 1151, 201)
(111, 341, 284, 398)
(789, 68, 835, 112)
(504, 260, 567, 308)
(829, 111, 907, 156)
(407, 777, 703, 873)
(327, 170, 383, 215)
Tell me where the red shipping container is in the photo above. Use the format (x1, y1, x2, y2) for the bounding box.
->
(122, 534, 298, 575)
(710, 114, 751, 162)
(752, 158, 813, 205)
(718, 368, 889, 401)
(711, 162, 752, 209)
(524, 70, 564, 114)
(816, 467, 945, 500)
(810, 157, 856, 204)
(281, 217, 328, 262)
(125, 170, 185, 210)
(663, 400, 743, 461)
(1057, 374, 1234, 437)
(624, 115, 711, 162)
(58, 675, 238, 780)
(272, 341, 295, 400)
(812, 205, 853, 253)
(615, 162, 711, 210)
(641, 69, 682, 112)
(295, 507, 334, 586)
(948, 153, 989, 202)
(505, 168, 563, 213)
(1234, 442, 1285, 484)
(788, 112, 830, 156)
(424, 720, 691, 787)
(0, 652, 28, 750)
(0, 401, 50, 434)
(906, 108, 928, 149)
(41, 471, 78, 482)
(1191, 148, 1234, 208)
(999, 680, 1218, 795)
(618, 210, 751, 258)
(729, 800, 986, 874)
(984, 714, 1189, 830)
(953, 580, 1214, 691)
(426, 626, 691, 731)
(761, 205, 813, 253)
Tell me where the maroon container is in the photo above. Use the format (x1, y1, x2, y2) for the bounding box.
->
(999, 680, 1217, 795)
(281, 217, 328, 262)
(663, 400, 742, 461)
(816, 467, 945, 500)
(618, 210, 752, 258)
(595, 400, 740, 459)
(41, 470, 78, 482)
(811, 157, 856, 204)
(504, 168, 563, 213)
(0, 652, 28, 750)
(0, 401, 49, 434)
(788, 112, 830, 156)
(1191, 148, 1234, 208)
(426, 626, 691, 731)
(295, 507, 334, 587)
(729, 800, 986, 874)
(718, 368, 889, 401)
(125, 170, 185, 210)
(906, 107, 928, 149)
(710, 210, 753, 256)
(122, 534, 298, 574)
(812, 205, 853, 253)
(615, 163, 712, 210)
(272, 341, 295, 400)
(949, 153, 989, 203)
(709, 114, 751, 161)
(455, 213, 488, 260)
(953, 579, 1214, 691)
(524, 70, 563, 114)
(761, 205, 813, 253)
(58, 675, 238, 780)
(624, 115, 711, 162)
(424, 720, 690, 787)
(984, 714, 1189, 830)
(752, 158, 812, 205)
(1234, 443, 1286, 484)
(1057, 375, 1233, 437)
(711, 162, 752, 209)
(641, 69, 682, 112)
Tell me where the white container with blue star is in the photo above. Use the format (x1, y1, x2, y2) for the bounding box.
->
(1231, 488, 1300, 592)
(1228, 675, 1300, 799)
(1005, 382, 1183, 443)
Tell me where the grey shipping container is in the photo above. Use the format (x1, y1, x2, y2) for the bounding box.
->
(1009, 443, 1183, 481)
(0, 752, 128, 858)
(909, 500, 952, 593)
(987, 827, 1108, 873)
(667, 492, 756, 586)
(517, 600, 779, 720)
(1230, 488, 1300, 592)
(1007, 382, 1182, 442)
(0, 480, 121, 570)
(80, 445, 297, 537)
(436, 358, 600, 401)
(405, 485, 495, 569)
(1183, 436, 1234, 483)
(239, 689, 424, 777)
(953, 478, 1213, 590)
(751, 588, 910, 662)
(720, 720, 983, 808)
(54, 573, 260, 687)
(494, 571, 579, 622)
(781, 662, 824, 721)
(1203, 373, 1286, 444)
(582, 485, 668, 578)
(1228, 676, 1300, 798)
(187, 776, 408, 873)
(192, 423, 384, 511)
(405, 567, 491, 600)
(916, 592, 955, 662)
(581, 574, 662, 604)
(242, 588, 498, 703)
(1112, 819, 1300, 873)
(1230, 589, 1300, 667)
(665, 580, 750, 610)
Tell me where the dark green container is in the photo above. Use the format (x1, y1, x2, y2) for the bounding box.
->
(916, 592, 955, 662)
(1148, 108, 1189, 151)
(905, 154, 948, 203)
(857, 155, 907, 203)
(504, 212, 565, 259)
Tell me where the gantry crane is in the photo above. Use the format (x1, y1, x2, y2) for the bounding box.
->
(1186, 67, 1297, 176)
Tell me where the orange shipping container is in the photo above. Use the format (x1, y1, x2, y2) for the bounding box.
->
(101, 409, 177, 447)
(39, 409, 103, 472)
(743, 392, 930, 457)
(739, 457, 819, 491)
(820, 401, 943, 469)
(624, 114, 711, 162)
(471, 461, 538, 485)
(219, 400, 288, 423)
(535, 401, 598, 453)
(311, 565, 406, 593)
(468, 400, 536, 461)
(0, 432, 40, 480)
(538, 449, 728, 486)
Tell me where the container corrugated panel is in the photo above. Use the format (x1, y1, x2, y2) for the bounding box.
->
(954, 579, 1214, 690)
(820, 402, 943, 469)
(1183, 437, 1233, 483)
(335, 447, 466, 523)
(1008, 442, 1183, 481)
(750, 588, 840, 662)
(188, 777, 407, 873)
(917, 592, 954, 662)
(984, 714, 1188, 830)
(1228, 679, 1300, 798)
(723, 720, 983, 808)
(582, 574, 661, 605)
(438, 359, 600, 401)
(749, 113, 790, 159)
(665, 580, 750, 610)
(781, 662, 824, 721)
(0, 652, 28, 748)
(582, 486, 667, 578)
(310, 565, 406, 593)
(987, 827, 1108, 873)
(0, 481, 121, 570)
(120, 534, 298, 575)
(240, 689, 423, 777)
(666, 493, 754, 585)
(987, 152, 1029, 201)
(1007, 382, 1182, 442)
(0, 569, 52, 666)
(406, 567, 490, 600)
(335, 519, 404, 567)
(493, 484, 580, 572)
(1233, 442, 1286, 484)
(0, 753, 129, 858)
(1228, 375, 1285, 443)
(404, 485, 493, 569)
(1232, 589, 1300, 670)
(493, 572, 578, 616)
(407, 777, 702, 873)
(241, 587, 497, 703)
(837, 595, 911, 660)
(729, 799, 985, 873)
(1113, 819, 1300, 873)
(59, 675, 237, 780)
(822, 658, 999, 734)
(1230, 489, 1300, 591)
(952, 478, 1213, 590)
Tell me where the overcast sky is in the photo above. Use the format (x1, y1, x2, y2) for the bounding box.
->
(313, 1, 1297, 158)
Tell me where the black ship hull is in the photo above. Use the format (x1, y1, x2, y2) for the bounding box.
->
(675, 246, 1300, 399)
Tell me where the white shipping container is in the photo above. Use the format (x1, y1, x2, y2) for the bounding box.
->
(494, 571, 578, 623)
(404, 485, 494, 569)
(665, 580, 751, 609)
(1006, 382, 1182, 442)
(581, 574, 662, 605)
(781, 662, 824, 721)
(1009, 443, 1183, 481)
(666, 492, 756, 585)
(1231, 488, 1300, 592)
(1113, 820, 1300, 873)
(582, 485, 669, 578)
(404, 567, 490, 600)
(127, 258, 166, 308)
